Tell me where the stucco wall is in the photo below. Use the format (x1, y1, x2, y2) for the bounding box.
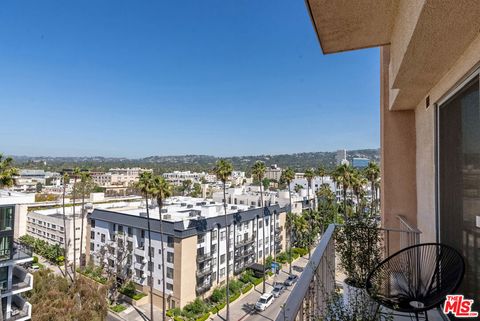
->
(414, 32, 480, 243)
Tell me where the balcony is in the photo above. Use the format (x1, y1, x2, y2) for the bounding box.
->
(10, 242, 33, 264)
(277, 220, 430, 321)
(133, 275, 145, 285)
(196, 280, 212, 295)
(234, 237, 255, 248)
(134, 261, 145, 271)
(196, 265, 212, 278)
(196, 252, 213, 263)
(5, 294, 32, 321)
(134, 246, 145, 256)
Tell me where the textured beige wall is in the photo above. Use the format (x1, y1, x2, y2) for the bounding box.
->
(380, 46, 418, 233)
(174, 235, 197, 308)
(414, 33, 480, 242)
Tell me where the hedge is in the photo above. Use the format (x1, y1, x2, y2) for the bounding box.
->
(195, 312, 210, 321)
(241, 283, 253, 294)
(110, 304, 126, 313)
(230, 292, 240, 302)
(252, 277, 262, 286)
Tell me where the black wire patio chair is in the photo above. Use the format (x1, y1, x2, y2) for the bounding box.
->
(365, 243, 465, 321)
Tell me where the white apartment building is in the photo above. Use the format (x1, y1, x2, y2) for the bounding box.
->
(87, 196, 287, 309)
(91, 168, 153, 187)
(212, 186, 306, 214)
(162, 171, 217, 186)
(0, 190, 34, 321)
(26, 206, 89, 264)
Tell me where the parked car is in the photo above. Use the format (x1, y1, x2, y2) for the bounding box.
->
(293, 265, 304, 272)
(272, 283, 285, 297)
(255, 293, 274, 311)
(284, 274, 298, 286)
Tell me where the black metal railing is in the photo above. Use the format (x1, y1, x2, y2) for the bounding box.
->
(196, 252, 213, 262)
(235, 237, 255, 248)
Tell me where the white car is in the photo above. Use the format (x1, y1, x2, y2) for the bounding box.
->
(255, 293, 274, 311)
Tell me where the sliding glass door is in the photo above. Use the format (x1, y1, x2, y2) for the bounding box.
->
(438, 76, 479, 310)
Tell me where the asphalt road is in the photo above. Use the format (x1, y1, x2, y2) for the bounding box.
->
(212, 255, 309, 321)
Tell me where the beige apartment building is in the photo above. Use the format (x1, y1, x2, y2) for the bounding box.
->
(86, 197, 287, 309)
(306, 0, 479, 306)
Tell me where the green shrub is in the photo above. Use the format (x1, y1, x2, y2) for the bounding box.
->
(210, 288, 224, 303)
(174, 316, 184, 321)
(228, 279, 244, 294)
(251, 277, 262, 286)
(167, 308, 181, 317)
(110, 304, 126, 313)
(196, 312, 210, 321)
(241, 283, 253, 294)
(183, 298, 209, 316)
(215, 302, 226, 312)
(33, 256, 39, 264)
(230, 292, 240, 302)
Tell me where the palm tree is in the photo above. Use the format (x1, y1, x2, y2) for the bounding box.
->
(280, 167, 295, 275)
(150, 175, 172, 321)
(61, 173, 72, 281)
(72, 167, 81, 281)
(251, 160, 267, 292)
(79, 171, 92, 267)
(364, 162, 380, 215)
(316, 165, 326, 185)
(213, 159, 233, 321)
(135, 172, 155, 321)
(304, 168, 316, 257)
(332, 164, 353, 220)
(351, 171, 368, 214)
(0, 154, 18, 188)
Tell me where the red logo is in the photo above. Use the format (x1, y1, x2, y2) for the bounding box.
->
(443, 295, 478, 318)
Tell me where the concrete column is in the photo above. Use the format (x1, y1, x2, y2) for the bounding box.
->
(380, 46, 418, 253)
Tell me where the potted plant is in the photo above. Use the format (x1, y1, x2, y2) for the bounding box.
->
(336, 212, 382, 315)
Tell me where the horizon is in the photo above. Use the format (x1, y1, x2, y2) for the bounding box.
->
(8, 147, 380, 160)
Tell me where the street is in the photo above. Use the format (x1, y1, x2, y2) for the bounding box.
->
(212, 255, 309, 321)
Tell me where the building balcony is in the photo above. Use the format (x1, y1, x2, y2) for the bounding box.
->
(196, 266, 212, 278)
(275, 226, 283, 233)
(1, 266, 33, 297)
(133, 275, 145, 285)
(196, 252, 213, 263)
(134, 261, 145, 271)
(234, 237, 255, 248)
(10, 242, 33, 264)
(277, 220, 425, 321)
(133, 246, 145, 256)
(4, 295, 32, 321)
(196, 281, 212, 295)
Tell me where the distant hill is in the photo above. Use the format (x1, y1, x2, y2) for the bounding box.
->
(12, 149, 380, 174)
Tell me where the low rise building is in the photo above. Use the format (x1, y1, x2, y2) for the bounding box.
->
(86, 196, 287, 309)
(265, 164, 282, 181)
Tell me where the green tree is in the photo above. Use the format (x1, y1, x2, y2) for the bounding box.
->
(26, 269, 108, 321)
(181, 179, 192, 196)
(135, 172, 155, 321)
(61, 173, 72, 281)
(213, 159, 233, 321)
(150, 175, 173, 321)
(332, 164, 354, 220)
(0, 153, 18, 188)
(280, 167, 295, 275)
(79, 171, 94, 267)
(316, 165, 326, 185)
(364, 161, 380, 215)
(251, 160, 267, 292)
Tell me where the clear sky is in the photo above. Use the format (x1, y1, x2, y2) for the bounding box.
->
(0, 0, 379, 158)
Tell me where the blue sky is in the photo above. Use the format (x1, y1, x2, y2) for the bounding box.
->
(0, 0, 379, 158)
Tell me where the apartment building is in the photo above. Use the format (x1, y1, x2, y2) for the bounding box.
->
(91, 168, 153, 187)
(265, 164, 282, 181)
(212, 186, 305, 214)
(305, 0, 480, 306)
(86, 197, 287, 309)
(0, 191, 34, 321)
(26, 206, 88, 264)
(162, 171, 217, 186)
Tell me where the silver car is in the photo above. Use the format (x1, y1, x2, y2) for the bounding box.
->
(272, 284, 285, 297)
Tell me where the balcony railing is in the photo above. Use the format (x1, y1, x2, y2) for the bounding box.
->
(196, 265, 212, 278)
(5, 294, 32, 321)
(11, 242, 33, 263)
(277, 220, 422, 321)
(234, 237, 255, 248)
(196, 280, 212, 295)
(196, 252, 213, 262)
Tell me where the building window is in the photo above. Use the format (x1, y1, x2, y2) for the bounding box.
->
(211, 231, 217, 241)
(90, 243, 94, 251)
(220, 231, 226, 241)
(258, 220, 263, 228)
(158, 264, 162, 270)
(220, 268, 225, 278)
(166, 283, 173, 291)
(90, 231, 95, 240)
(166, 267, 174, 279)
(220, 254, 225, 264)
(148, 246, 155, 258)
(167, 252, 174, 263)
(91, 219, 95, 228)
(0, 207, 13, 232)
(167, 236, 174, 247)
(148, 262, 153, 272)
(101, 234, 105, 243)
